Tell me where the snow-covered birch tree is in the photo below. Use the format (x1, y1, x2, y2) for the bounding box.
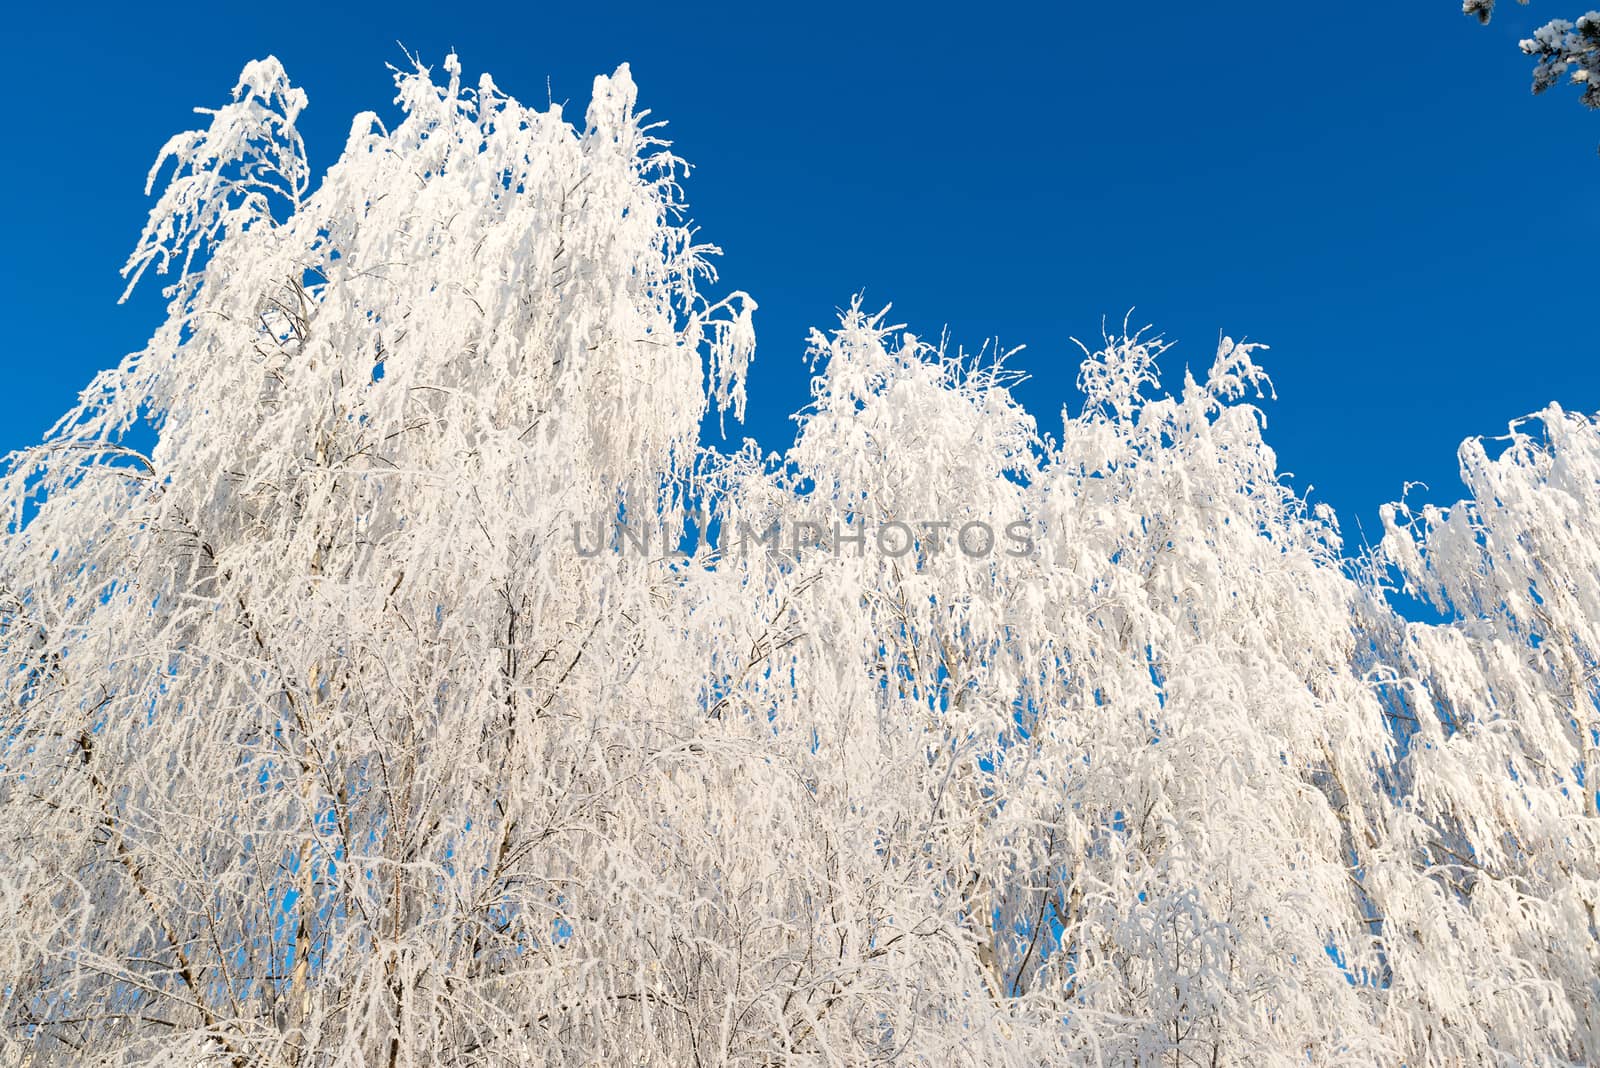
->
(0, 53, 1596, 1066)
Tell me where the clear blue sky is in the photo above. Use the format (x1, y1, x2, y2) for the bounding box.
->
(7, 2, 1596, 541)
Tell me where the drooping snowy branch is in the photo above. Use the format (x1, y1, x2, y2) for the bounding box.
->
(121, 56, 310, 301)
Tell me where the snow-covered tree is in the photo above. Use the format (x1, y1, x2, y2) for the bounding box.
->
(1, 54, 1596, 1066)
(1465, 1, 1600, 142)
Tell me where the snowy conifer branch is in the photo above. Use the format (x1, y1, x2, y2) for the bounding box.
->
(1465, 0, 1600, 149)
